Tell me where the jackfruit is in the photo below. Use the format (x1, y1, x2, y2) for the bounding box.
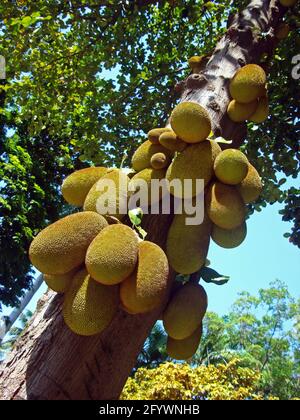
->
(214, 149, 249, 185)
(86, 224, 139, 285)
(166, 140, 221, 198)
(279, 0, 297, 6)
(211, 222, 247, 249)
(237, 164, 262, 204)
(148, 127, 172, 144)
(163, 283, 207, 340)
(44, 267, 79, 293)
(166, 212, 212, 275)
(29, 212, 108, 275)
(131, 140, 173, 172)
(129, 167, 166, 203)
(150, 152, 171, 170)
(61, 167, 108, 207)
(167, 326, 202, 360)
(229, 64, 267, 104)
(83, 169, 129, 220)
(170, 102, 212, 143)
(63, 268, 119, 336)
(227, 99, 258, 122)
(120, 241, 169, 314)
(159, 130, 187, 152)
(249, 96, 269, 123)
(206, 181, 246, 230)
(275, 23, 290, 39)
(188, 56, 203, 70)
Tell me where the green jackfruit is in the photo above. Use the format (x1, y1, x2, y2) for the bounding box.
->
(63, 268, 119, 336)
(131, 140, 173, 172)
(129, 167, 166, 203)
(163, 283, 207, 340)
(29, 212, 108, 275)
(170, 102, 212, 143)
(211, 222, 247, 249)
(227, 99, 258, 122)
(167, 326, 202, 360)
(44, 267, 78, 293)
(159, 130, 187, 152)
(206, 181, 246, 230)
(86, 224, 139, 285)
(150, 152, 171, 170)
(83, 169, 129, 220)
(166, 212, 211, 275)
(166, 140, 221, 198)
(237, 164, 262, 204)
(120, 241, 169, 314)
(148, 127, 172, 144)
(229, 64, 267, 104)
(249, 96, 269, 123)
(61, 167, 108, 207)
(214, 149, 249, 185)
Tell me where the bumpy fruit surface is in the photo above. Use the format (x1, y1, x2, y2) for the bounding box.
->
(249, 96, 269, 123)
(214, 149, 249, 185)
(159, 130, 187, 152)
(167, 326, 202, 360)
(227, 99, 258, 122)
(129, 167, 166, 203)
(44, 268, 78, 293)
(131, 140, 173, 172)
(148, 127, 172, 144)
(229, 64, 266, 104)
(237, 164, 262, 204)
(150, 152, 171, 170)
(211, 222, 247, 249)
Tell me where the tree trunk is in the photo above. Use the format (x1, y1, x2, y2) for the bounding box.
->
(0, 0, 285, 400)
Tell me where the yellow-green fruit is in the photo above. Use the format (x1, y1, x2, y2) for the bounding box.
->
(83, 169, 129, 220)
(159, 130, 187, 152)
(150, 152, 171, 170)
(44, 268, 78, 293)
(170, 102, 212, 143)
(211, 222, 247, 249)
(167, 326, 202, 360)
(237, 164, 262, 204)
(120, 241, 169, 314)
(86, 224, 139, 285)
(131, 140, 173, 172)
(129, 167, 166, 203)
(148, 127, 172, 144)
(275, 23, 290, 39)
(249, 96, 269, 123)
(229, 64, 267, 104)
(29, 212, 108, 275)
(163, 283, 207, 340)
(227, 99, 258, 122)
(206, 182, 246, 230)
(166, 140, 221, 198)
(188, 55, 203, 68)
(166, 213, 211, 275)
(63, 268, 119, 336)
(61, 167, 108, 207)
(214, 149, 249, 185)
(279, 0, 297, 6)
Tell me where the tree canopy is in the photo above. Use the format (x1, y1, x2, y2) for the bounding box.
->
(0, 0, 299, 306)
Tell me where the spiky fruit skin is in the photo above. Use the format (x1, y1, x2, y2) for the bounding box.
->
(83, 169, 129, 220)
(129, 167, 166, 202)
(63, 268, 119, 336)
(150, 152, 171, 170)
(214, 149, 249, 185)
(211, 222, 247, 249)
(279, 0, 297, 6)
(148, 128, 172, 144)
(29, 212, 108, 275)
(237, 164, 262, 204)
(131, 140, 173, 172)
(249, 96, 269, 123)
(61, 167, 108, 207)
(120, 241, 169, 314)
(170, 102, 212, 143)
(163, 283, 207, 340)
(227, 99, 258, 122)
(166, 213, 212, 275)
(275, 23, 290, 39)
(166, 140, 221, 198)
(86, 224, 139, 285)
(206, 182, 246, 230)
(44, 268, 78, 293)
(167, 326, 202, 360)
(229, 64, 267, 104)
(159, 130, 187, 152)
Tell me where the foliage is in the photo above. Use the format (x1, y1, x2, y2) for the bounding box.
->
(0, 0, 299, 306)
(121, 358, 275, 400)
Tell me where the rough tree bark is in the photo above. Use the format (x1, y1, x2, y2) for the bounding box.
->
(0, 0, 286, 400)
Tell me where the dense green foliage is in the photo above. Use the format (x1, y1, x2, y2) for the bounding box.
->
(0, 0, 299, 305)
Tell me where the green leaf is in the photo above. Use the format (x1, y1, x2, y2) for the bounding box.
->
(199, 266, 230, 286)
(136, 226, 147, 240)
(21, 17, 32, 28)
(128, 208, 144, 226)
